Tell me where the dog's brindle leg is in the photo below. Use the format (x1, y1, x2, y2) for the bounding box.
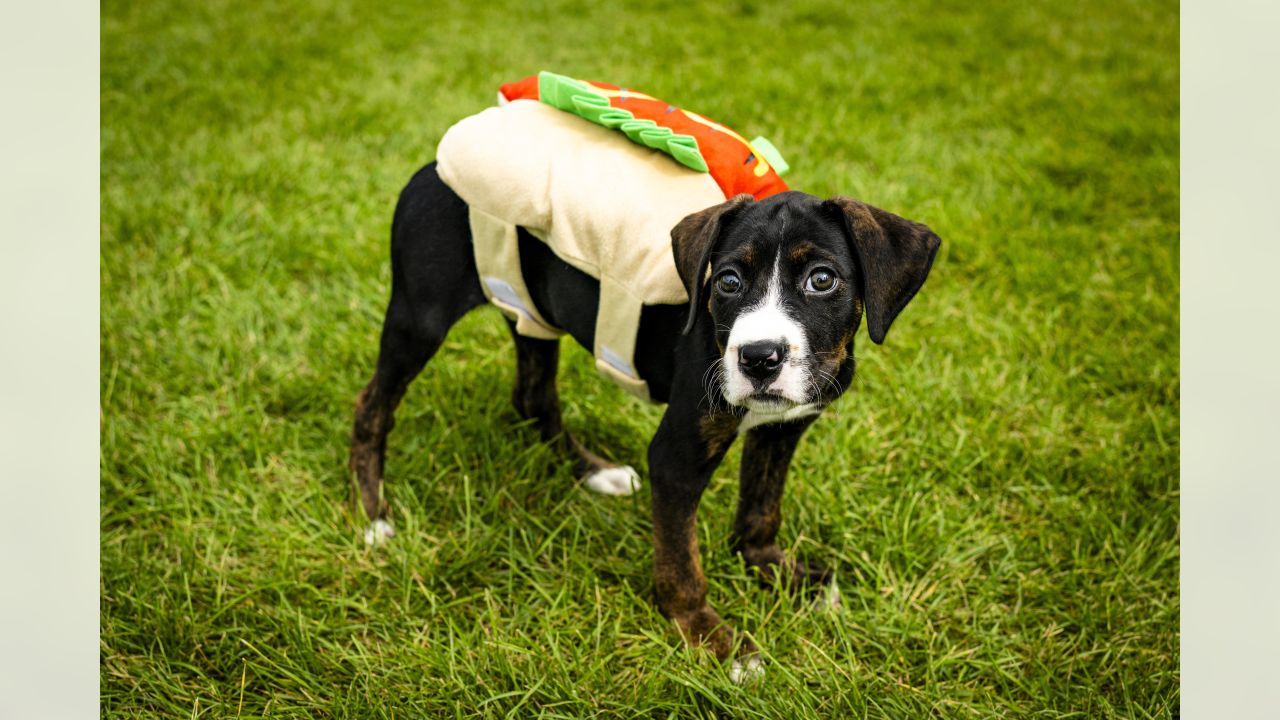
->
(507, 320, 638, 494)
(350, 296, 448, 529)
(649, 400, 756, 663)
(732, 420, 833, 594)
(350, 162, 487, 539)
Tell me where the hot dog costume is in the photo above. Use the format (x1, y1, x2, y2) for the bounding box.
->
(435, 71, 791, 401)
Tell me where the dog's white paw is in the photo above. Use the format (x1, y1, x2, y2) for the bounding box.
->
(813, 577, 842, 612)
(583, 466, 640, 496)
(729, 655, 765, 684)
(363, 519, 396, 546)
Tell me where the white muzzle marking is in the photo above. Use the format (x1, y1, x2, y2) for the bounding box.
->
(722, 256, 811, 413)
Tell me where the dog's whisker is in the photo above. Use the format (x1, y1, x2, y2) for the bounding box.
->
(699, 364, 715, 411)
(817, 367, 841, 399)
(699, 358, 729, 413)
(808, 374, 826, 406)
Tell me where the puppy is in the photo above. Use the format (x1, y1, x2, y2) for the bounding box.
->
(350, 162, 940, 676)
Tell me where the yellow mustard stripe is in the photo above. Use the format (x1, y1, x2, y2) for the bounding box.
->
(679, 109, 772, 176)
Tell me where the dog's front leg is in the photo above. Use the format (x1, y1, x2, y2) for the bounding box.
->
(732, 420, 836, 601)
(649, 406, 755, 664)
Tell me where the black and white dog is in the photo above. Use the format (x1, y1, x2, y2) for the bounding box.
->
(350, 162, 940, 676)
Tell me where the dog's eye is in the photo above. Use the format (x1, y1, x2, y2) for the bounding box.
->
(716, 271, 743, 295)
(806, 268, 838, 293)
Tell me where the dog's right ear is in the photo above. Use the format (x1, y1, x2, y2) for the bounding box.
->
(671, 194, 754, 335)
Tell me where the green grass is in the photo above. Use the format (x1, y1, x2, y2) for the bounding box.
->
(100, 0, 1178, 716)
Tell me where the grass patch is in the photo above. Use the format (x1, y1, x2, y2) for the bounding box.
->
(102, 0, 1178, 716)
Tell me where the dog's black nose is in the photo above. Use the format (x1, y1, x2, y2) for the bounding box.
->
(738, 341, 788, 382)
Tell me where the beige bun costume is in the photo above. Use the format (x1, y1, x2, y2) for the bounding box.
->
(436, 99, 728, 401)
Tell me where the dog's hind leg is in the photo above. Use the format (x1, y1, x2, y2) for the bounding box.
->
(350, 161, 485, 543)
(508, 321, 640, 496)
(350, 295, 444, 543)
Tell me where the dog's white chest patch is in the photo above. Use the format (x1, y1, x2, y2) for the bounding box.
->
(738, 403, 822, 433)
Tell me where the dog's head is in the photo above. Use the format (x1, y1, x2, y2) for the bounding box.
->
(672, 191, 940, 416)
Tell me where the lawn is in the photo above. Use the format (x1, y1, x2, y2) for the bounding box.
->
(100, 0, 1179, 716)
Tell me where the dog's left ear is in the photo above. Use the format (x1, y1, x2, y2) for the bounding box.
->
(825, 197, 942, 344)
(671, 193, 755, 334)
